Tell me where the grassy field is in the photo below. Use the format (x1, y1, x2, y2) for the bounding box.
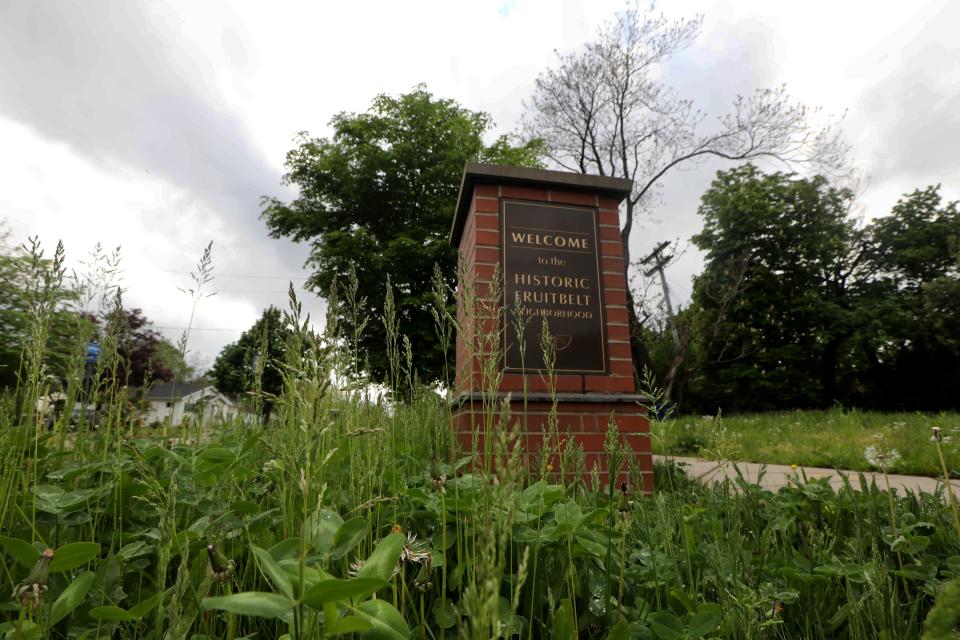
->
(3, 246, 960, 638)
(3, 392, 960, 639)
(653, 409, 960, 478)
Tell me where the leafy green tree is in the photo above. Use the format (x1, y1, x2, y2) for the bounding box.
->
(0, 229, 185, 397)
(151, 338, 195, 383)
(683, 176, 959, 413)
(261, 86, 543, 385)
(0, 235, 78, 391)
(210, 306, 287, 415)
(865, 186, 959, 286)
(856, 186, 960, 409)
(688, 165, 857, 411)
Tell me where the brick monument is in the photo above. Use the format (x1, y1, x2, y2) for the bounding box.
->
(449, 163, 652, 492)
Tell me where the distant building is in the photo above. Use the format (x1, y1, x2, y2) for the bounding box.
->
(139, 383, 237, 426)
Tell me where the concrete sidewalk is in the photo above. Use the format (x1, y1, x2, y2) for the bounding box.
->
(655, 455, 960, 495)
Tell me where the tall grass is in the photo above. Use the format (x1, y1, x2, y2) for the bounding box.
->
(0, 238, 958, 639)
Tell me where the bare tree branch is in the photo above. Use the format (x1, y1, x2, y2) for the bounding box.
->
(521, 1, 851, 381)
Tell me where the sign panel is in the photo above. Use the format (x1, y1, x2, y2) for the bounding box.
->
(501, 199, 607, 374)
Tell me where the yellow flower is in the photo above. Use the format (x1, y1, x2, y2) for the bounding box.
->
(546, 464, 554, 472)
(391, 523, 404, 534)
(790, 464, 798, 470)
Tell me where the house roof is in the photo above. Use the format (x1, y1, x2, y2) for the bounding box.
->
(143, 382, 207, 401)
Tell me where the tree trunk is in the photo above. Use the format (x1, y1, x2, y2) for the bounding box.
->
(662, 335, 689, 402)
(625, 286, 655, 391)
(620, 200, 655, 392)
(820, 338, 839, 406)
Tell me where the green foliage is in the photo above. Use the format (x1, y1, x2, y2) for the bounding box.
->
(49, 542, 100, 572)
(89, 605, 138, 622)
(856, 186, 960, 409)
(0, 535, 40, 567)
(922, 577, 960, 639)
(653, 409, 960, 477)
(3, 371, 960, 638)
(210, 305, 287, 416)
(298, 577, 387, 607)
(117, 308, 187, 385)
(689, 165, 855, 411)
(202, 592, 292, 618)
(355, 532, 404, 581)
(866, 185, 960, 286)
(261, 85, 543, 383)
(353, 599, 410, 639)
(48, 571, 94, 626)
(0, 232, 184, 395)
(0, 236, 78, 391)
(683, 167, 960, 413)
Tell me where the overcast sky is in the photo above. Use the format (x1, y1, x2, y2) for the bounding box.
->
(1, 0, 957, 368)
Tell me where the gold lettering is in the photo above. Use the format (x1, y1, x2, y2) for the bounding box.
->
(510, 230, 593, 250)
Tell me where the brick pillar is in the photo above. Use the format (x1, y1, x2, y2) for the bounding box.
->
(449, 163, 652, 493)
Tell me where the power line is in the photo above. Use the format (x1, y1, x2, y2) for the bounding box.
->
(214, 289, 314, 294)
(667, 276, 692, 299)
(162, 269, 309, 280)
(153, 326, 246, 332)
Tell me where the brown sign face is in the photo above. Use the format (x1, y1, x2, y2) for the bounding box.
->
(501, 199, 607, 374)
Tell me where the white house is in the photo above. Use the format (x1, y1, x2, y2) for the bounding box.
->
(141, 383, 237, 426)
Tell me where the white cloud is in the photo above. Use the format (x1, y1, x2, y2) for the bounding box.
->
(0, 116, 317, 360)
(1, 0, 956, 362)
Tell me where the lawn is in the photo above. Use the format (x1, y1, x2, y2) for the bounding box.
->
(3, 387, 960, 638)
(652, 408, 960, 478)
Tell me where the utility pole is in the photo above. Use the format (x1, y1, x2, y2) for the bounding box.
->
(641, 241, 680, 349)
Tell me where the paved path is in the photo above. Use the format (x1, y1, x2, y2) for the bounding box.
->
(655, 455, 960, 496)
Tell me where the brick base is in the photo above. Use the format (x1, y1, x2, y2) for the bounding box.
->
(451, 395, 653, 493)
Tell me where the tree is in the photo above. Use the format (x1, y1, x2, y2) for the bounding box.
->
(856, 186, 960, 409)
(210, 306, 287, 416)
(688, 165, 856, 412)
(0, 230, 185, 395)
(261, 86, 543, 385)
(0, 233, 78, 391)
(522, 4, 849, 386)
(116, 308, 187, 386)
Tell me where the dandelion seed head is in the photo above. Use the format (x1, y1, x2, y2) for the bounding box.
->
(401, 532, 431, 564)
(348, 558, 365, 577)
